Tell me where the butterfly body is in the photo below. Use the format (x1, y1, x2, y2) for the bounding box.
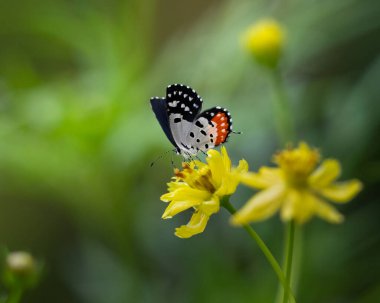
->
(150, 84, 234, 157)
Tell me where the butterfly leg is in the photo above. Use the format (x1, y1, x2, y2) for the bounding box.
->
(199, 149, 208, 157)
(170, 149, 176, 169)
(190, 155, 198, 165)
(186, 153, 193, 164)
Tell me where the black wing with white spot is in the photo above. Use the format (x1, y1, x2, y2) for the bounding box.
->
(166, 84, 203, 121)
(165, 84, 205, 154)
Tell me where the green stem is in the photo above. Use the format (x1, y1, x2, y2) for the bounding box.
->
(270, 69, 298, 303)
(282, 221, 295, 303)
(5, 287, 23, 303)
(270, 70, 295, 146)
(221, 198, 296, 303)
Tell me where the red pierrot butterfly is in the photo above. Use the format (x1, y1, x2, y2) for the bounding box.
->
(150, 84, 236, 158)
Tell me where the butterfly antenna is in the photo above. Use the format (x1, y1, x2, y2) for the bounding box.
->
(231, 130, 242, 135)
(150, 149, 174, 167)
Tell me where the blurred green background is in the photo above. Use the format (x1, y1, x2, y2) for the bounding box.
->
(0, 0, 379, 302)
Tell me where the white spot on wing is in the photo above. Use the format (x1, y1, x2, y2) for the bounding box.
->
(168, 101, 179, 107)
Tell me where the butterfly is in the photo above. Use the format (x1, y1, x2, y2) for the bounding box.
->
(150, 84, 236, 158)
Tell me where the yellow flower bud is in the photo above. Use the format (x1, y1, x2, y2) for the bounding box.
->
(241, 19, 285, 69)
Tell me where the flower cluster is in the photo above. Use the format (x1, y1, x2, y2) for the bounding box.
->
(160, 143, 362, 237)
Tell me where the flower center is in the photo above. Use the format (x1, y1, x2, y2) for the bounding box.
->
(274, 143, 320, 188)
(175, 163, 216, 193)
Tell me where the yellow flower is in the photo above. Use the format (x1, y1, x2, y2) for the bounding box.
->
(241, 18, 285, 68)
(231, 142, 363, 225)
(161, 147, 248, 238)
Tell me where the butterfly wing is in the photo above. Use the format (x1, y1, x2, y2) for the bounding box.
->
(166, 84, 204, 153)
(151, 84, 234, 157)
(166, 84, 203, 121)
(182, 107, 233, 154)
(150, 97, 177, 148)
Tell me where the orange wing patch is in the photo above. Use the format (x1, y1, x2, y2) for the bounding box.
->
(211, 112, 230, 145)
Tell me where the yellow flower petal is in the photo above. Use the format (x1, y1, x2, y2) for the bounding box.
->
(295, 192, 319, 224)
(162, 199, 201, 219)
(216, 172, 241, 197)
(280, 189, 299, 222)
(160, 191, 177, 202)
(206, 149, 224, 188)
(281, 190, 343, 224)
(219, 177, 238, 196)
(317, 179, 363, 203)
(231, 184, 285, 225)
(235, 159, 249, 174)
(160, 186, 211, 204)
(175, 211, 209, 238)
(220, 146, 232, 172)
(311, 195, 344, 223)
(240, 167, 281, 189)
(216, 159, 249, 196)
(309, 159, 341, 188)
(168, 181, 188, 191)
(198, 196, 220, 216)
